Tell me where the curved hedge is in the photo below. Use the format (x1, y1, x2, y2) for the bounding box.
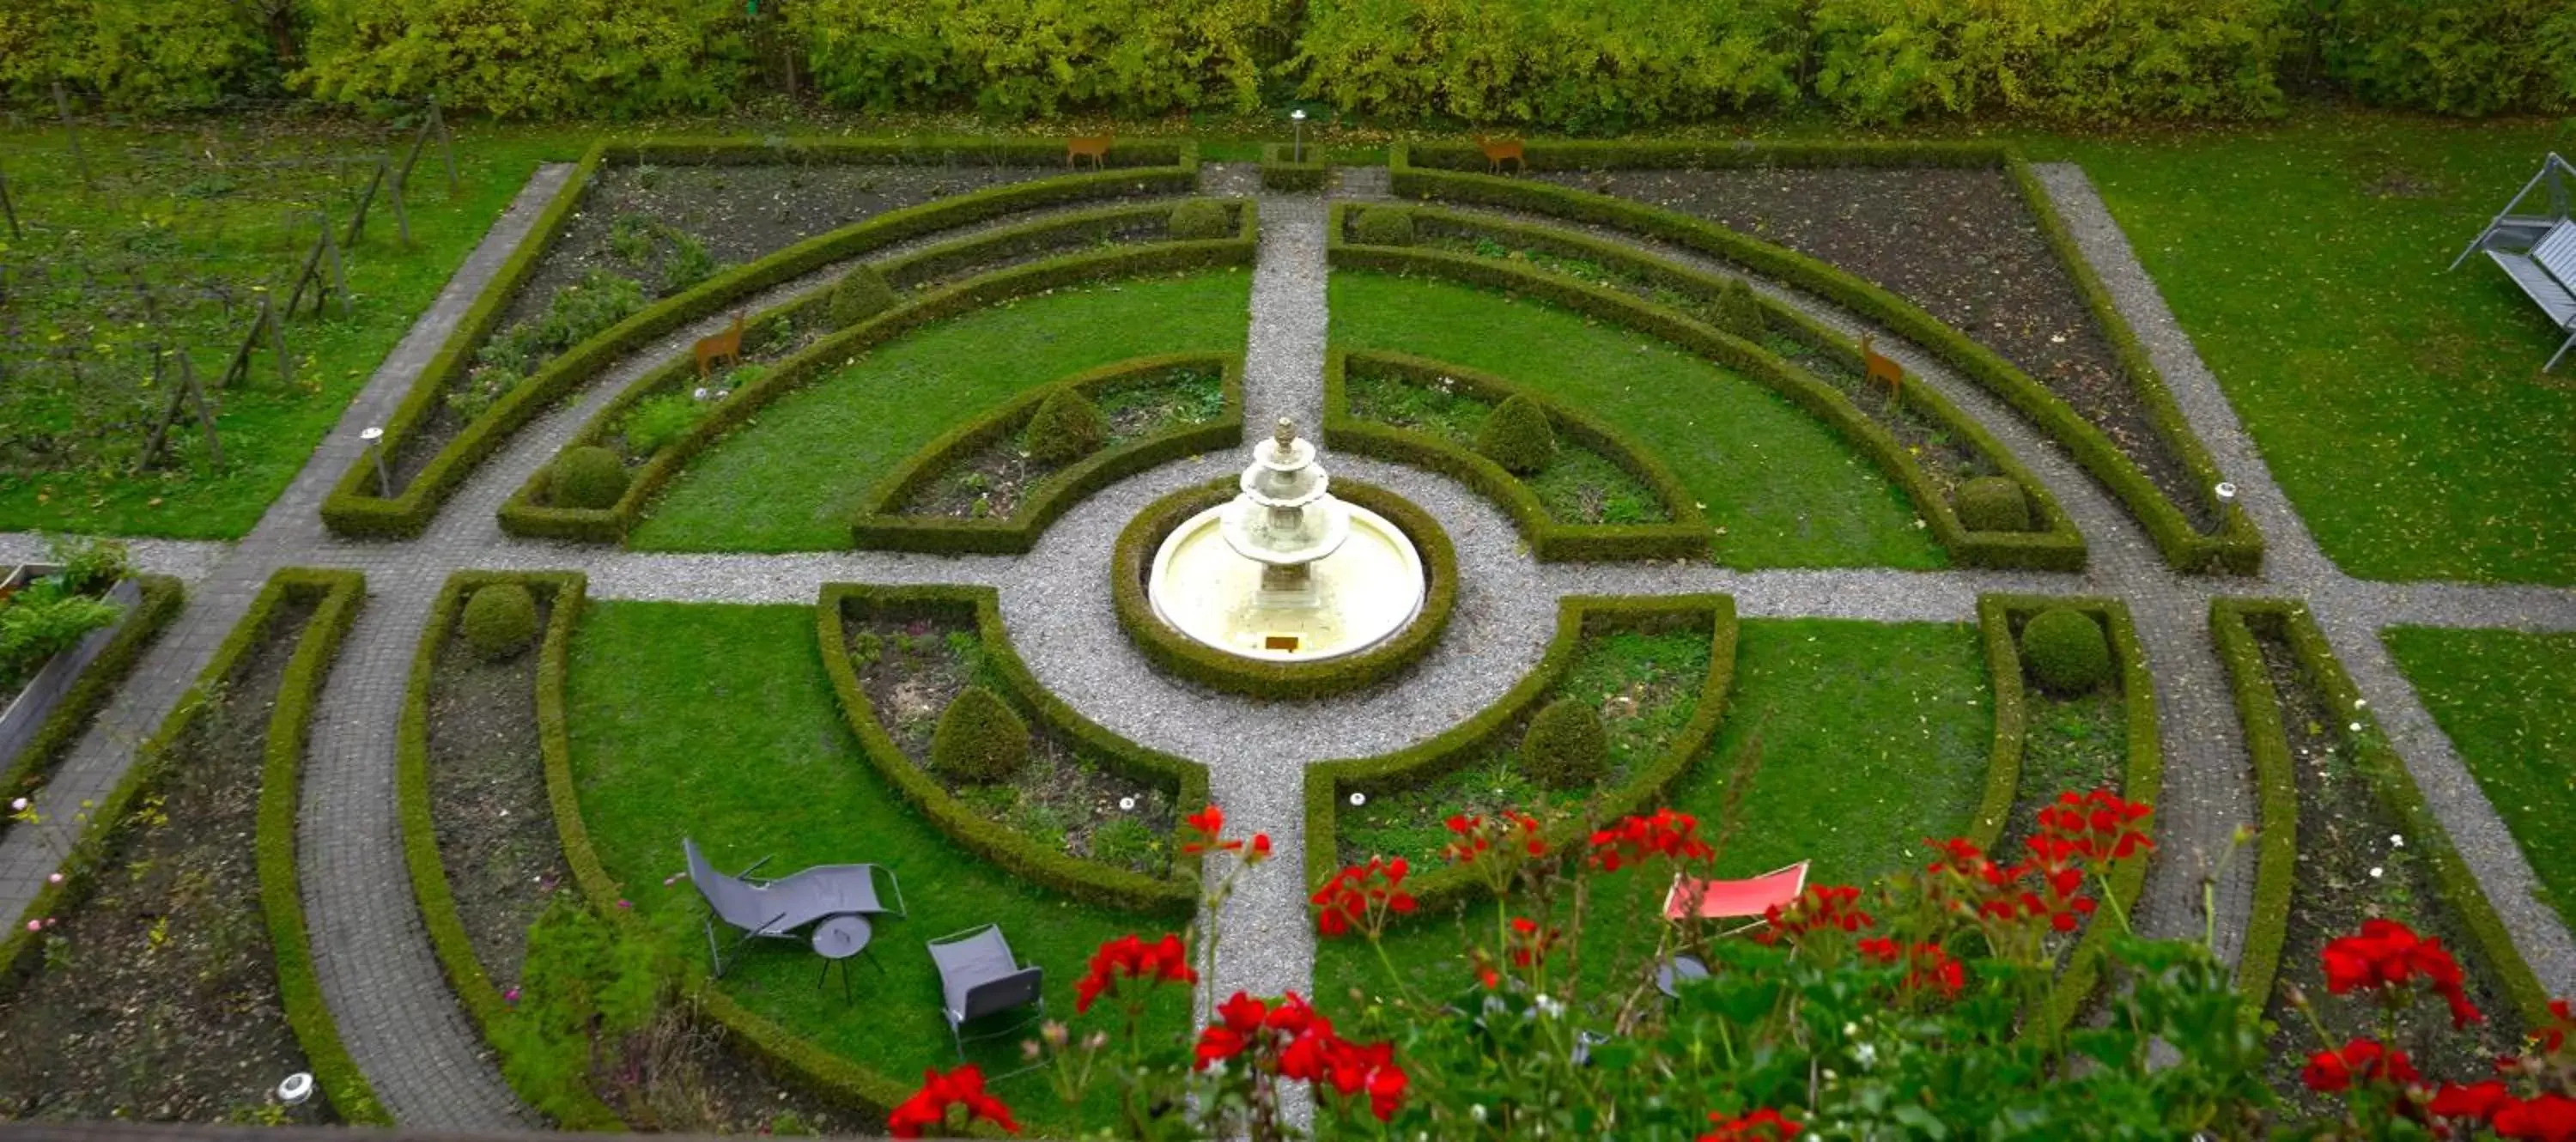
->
(501, 206, 1261, 544)
(1387, 141, 2259, 575)
(0, 574, 185, 800)
(848, 352, 1246, 554)
(1303, 594, 1739, 918)
(322, 136, 1202, 539)
(1111, 477, 1460, 702)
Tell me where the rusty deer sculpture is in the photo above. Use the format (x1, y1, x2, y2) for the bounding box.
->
(1861, 333, 1903, 401)
(693, 312, 745, 380)
(1066, 135, 1113, 170)
(1476, 137, 1526, 175)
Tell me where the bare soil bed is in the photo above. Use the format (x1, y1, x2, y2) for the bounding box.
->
(896, 366, 1225, 520)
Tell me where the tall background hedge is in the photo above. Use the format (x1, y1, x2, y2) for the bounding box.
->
(6, 0, 2571, 122)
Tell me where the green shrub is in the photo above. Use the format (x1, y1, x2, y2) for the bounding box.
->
(829, 264, 898, 329)
(661, 229, 718, 292)
(931, 685, 1031, 784)
(0, 0, 280, 112)
(1090, 817, 1164, 874)
(1520, 696, 1608, 789)
(1709, 277, 1766, 341)
(460, 583, 539, 662)
(1167, 199, 1232, 240)
(533, 271, 647, 355)
(1354, 208, 1417, 246)
(787, 0, 1267, 117)
(1954, 477, 2033, 532)
(2319, 0, 2576, 116)
(46, 534, 134, 597)
(1024, 387, 1110, 465)
(2021, 608, 2112, 695)
(1475, 393, 1557, 476)
(488, 897, 662, 1127)
(1807, 0, 2293, 124)
(299, 0, 749, 118)
(619, 392, 704, 459)
(549, 445, 630, 509)
(0, 580, 123, 686)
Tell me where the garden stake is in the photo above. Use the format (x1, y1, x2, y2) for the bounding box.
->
(386, 161, 411, 246)
(52, 82, 88, 190)
(344, 159, 386, 246)
(0, 161, 19, 239)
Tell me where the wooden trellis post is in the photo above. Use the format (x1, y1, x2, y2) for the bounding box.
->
(0, 159, 19, 240)
(141, 345, 222, 469)
(52, 82, 88, 190)
(345, 159, 385, 246)
(217, 290, 289, 390)
(283, 210, 349, 319)
(398, 96, 459, 200)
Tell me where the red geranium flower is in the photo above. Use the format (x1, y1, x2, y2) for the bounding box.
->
(1699, 1107, 1802, 1141)
(1757, 884, 1874, 945)
(2495, 1093, 2576, 1142)
(2320, 918, 2483, 1028)
(2301, 1037, 2418, 1095)
(1589, 807, 1713, 872)
(888, 1064, 1019, 1138)
(2431, 1080, 2516, 1124)
(1310, 856, 1416, 939)
(1072, 932, 1194, 1014)
(1181, 804, 1226, 854)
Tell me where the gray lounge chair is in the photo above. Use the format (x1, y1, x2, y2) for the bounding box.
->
(683, 837, 905, 976)
(927, 924, 1046, 1060)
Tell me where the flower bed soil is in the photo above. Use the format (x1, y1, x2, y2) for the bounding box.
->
(1534, 167, 2208, 529)
(843, 614, 1176, 876)
(2250, 619, 2524, 1118)
(0, 598, 328, 1122)
(1342, 364, 1673, 526)
(895, 367, 1226, 520)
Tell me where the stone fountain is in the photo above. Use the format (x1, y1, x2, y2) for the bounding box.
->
(1146, 419, 1426, 661)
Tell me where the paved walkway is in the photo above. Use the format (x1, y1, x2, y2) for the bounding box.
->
(3, 158, 2575, 1127)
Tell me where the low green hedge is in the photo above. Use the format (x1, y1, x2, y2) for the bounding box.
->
(2208, 598, 2551, 1027)
(1328, 349, 1713, 562)
(1387, 142, 2260, 575)
(323, 136, 1203, 539)
(1362, 203, 2090, 571)
(1109, 477, 1460, 701)
(1260, 143, 1327, 191)
(817, 584, 1209, 914)
(1303, 594, 1739, 919)
(848, 352, 1245, 554)
(0, 574, 185, 800)
(396, 571, 622, 1128)
(1967, 597, 2032, 851)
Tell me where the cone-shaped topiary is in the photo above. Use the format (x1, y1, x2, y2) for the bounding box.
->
(1954, 477, 2033, 532)
(1167, 199, 1231, 240)
(2022, 608, 2112, 695)
(1710, 277, 1766, 341)
(1025, 387, 1110, 466)
(1522, 697, 1609, 789)
(1354, 208, 1415, 246)
(931, 685, 1030, 783)
(829, 264, 897, 329)
(549, 446, 629, 509)
(1476, 392, 1558, 476)
(460, 583, 538, 662)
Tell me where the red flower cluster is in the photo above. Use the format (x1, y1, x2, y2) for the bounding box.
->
(1858, 937, 1967, 999)
(2321, 918, 2482, 1028)
(1443, 810, 1546, 864)
(1310, 856, 1415, 939)
(1921, 835, 2100, 935)
(1756, 884, 1874, 945)
(1194, 992, 1407, 1121)
(1588, 807, 1713, 872)
(1073, 932, 1194, 1014)
(888, 1064, 1019, 1138)
(1508, 914, 1558, 969)
(2300, 1037, 2419, 1094)
(2032, 787, 2155, 871)
(1698, 1107, 1803, 1141)
(1179, 804, 1273, 861)
(2538, 998, 2575, 1054)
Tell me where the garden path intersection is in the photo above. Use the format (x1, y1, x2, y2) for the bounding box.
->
(2, 160, 2573, 1128)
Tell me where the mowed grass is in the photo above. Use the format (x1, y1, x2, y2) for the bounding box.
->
(1330, 272, 1943, 569)
(632, 271, 1251, 550)
(2382, 627, 2576, 928)
(564, 601, 1186, 1130)
(2039, 118, 2574, 584)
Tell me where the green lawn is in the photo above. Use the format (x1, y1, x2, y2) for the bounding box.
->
(564, 601, 1187, 1129)
(1330, 272, 1944, 569)
(0, 124, 578, 538)
(2382, 627, 2576, 928)
(2038, 118, 2575, 584)
(632, 272, 1251, 550)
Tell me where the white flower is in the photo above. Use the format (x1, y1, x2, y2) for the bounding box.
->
(693, 386, 710, 399)
(2355, 698, 2368, 709)
(1349, 792, 1366, 807)
(1854, 1042, 1878, 1067)
(1535, 993, 1563, 1018)
(2350, 722, 2364, 732)
(1471, 1105, 1488, 1124)
(2391, 835, 2404, 848)
(8, 798, 24, 811)
(2370, 866, 2385, 878)
(1118, 796, 1137, 811)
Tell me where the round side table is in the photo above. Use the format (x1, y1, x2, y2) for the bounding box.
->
(811, 914, 873, 1000)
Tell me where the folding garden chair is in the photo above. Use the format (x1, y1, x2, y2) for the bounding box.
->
(683, 837, 905, 977)
(1656, 860, 1810, 996)
(927, 923, 1046, 1061)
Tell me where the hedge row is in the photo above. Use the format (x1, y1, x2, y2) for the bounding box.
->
(1369, 203, 2088, 570)
(0, 574, 185, 800)
(1259, 143, 1328, 191)
(1109, 478, 1460, 702)
(394, 570, 623, 1128)
(1967, 596, 2031, 852)
(1325, 349, 1711, 562)
(1387, 142, 2262, 574)
(2208, 597, 2552, 1027)
(500, 217, 1260, 544)
(322, 136, 1202, 539)
(849, 353, 1245, 554)
(816, 583, 1208, 915)
(1303, 595, 1739, 919)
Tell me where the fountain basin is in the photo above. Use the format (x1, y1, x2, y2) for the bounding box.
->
(1149, 501, 1425, 661)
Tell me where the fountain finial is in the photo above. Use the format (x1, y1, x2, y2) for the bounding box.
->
(1274, 417, 1297, 451)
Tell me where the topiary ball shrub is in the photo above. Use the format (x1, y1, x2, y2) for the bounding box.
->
(2022, 608, 2112, 695)
(1521, 697, 1609, 789)
(1710, 277, 1766, 341)
(1167, 199, 1231, 240)
(460, 583, 538, 662)
(1354, 208, 1416, 246)
(931, 685, 1030, 784)
(1954, 477, 2033, 532)
(1025, 387, 1110, 466)
(549, 446, 629, 510)
(1476, 393, 1558, 476)
(829, 265, 898, 329)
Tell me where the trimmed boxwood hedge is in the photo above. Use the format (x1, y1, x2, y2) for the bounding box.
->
(323, 136, 1204, 539)
(848, 352, 1246, 554)
(501, 203, 1261, 544)
(2208, 598, 2552, 1027)
(1110, 477, 1459, 701)
(0, 568, 387, 1123)
(1387, 141, 2260, 575)
(815, 583, 1209, 915)
(1260, 143, 1327, 191)
(1302, 594, 1738, 919)
(1327, 349, 1710, 562)
(0, 574, 185, 800)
